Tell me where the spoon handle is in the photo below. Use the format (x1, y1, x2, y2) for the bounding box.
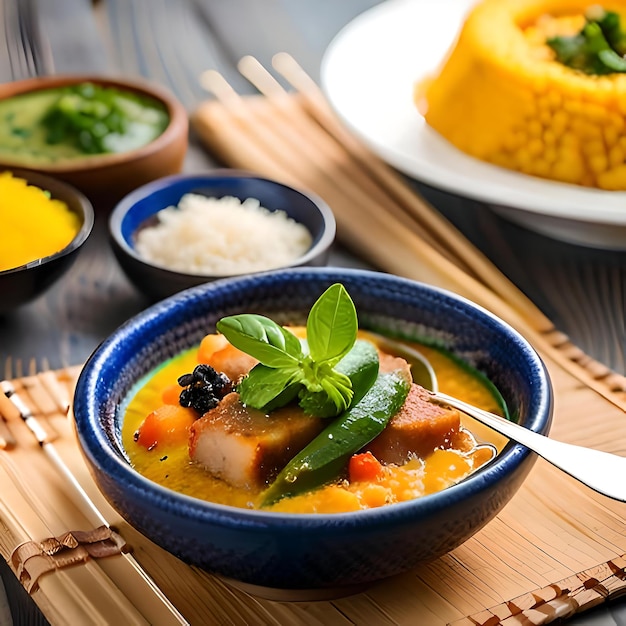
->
(435, 391, 626, 503)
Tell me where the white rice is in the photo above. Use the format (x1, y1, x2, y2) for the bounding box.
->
(135, 193, 313, 275)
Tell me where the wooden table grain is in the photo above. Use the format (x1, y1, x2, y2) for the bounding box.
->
(0, 1, 624, 624)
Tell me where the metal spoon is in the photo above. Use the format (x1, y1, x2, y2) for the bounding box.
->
(376, 336, 626, 503)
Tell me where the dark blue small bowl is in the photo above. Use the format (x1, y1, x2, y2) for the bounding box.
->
(109, 171, 336, 301)
(73, 268, 553, 599)
(0, 169, 94, 314)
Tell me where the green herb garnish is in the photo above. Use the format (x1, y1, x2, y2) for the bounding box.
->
(547, 7, 626, 74)
(216, 283, 360, 416)
(41, 82, 168, 154)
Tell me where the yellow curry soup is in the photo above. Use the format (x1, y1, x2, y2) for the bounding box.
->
(122, 330, 506, 514)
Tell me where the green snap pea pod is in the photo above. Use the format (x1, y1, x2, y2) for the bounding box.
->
(298, 339, 380, 417)
(262, 368, 411, 506)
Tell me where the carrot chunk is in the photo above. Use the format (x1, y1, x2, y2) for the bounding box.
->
(198, 336, 257, 381)
(197, 334, 230, 363)
(135, 404, 197, 450)
(348, 451, 384, 483)
(161, 383, 181, 405)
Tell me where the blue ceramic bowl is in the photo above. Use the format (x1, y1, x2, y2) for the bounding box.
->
(109, 171, 336, 301)
(0, 169, 94, 314)
(73, 268, 553, 599)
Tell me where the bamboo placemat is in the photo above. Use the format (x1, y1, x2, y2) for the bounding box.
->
(0, 353, 625, 626)
(2, 55, 625, 625)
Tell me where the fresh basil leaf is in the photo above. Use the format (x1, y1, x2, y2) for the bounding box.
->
(217, 314, 302, 368)
(215, 284, 364, 418)
(306, 284, 357, 364)
(262, 382, 302, 412)
(238, 363, 303, 410)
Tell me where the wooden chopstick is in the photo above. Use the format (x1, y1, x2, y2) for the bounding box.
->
(270, 53, 556, 333)
(192, 65, 626, 406)
(236, 56, 476, 274)
(251, 54, 474, 267)
(196, 72, 539, 328)
(0, 413, 16, 449)
(268, 55, 626, 394)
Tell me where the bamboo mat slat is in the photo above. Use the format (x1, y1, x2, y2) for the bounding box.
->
(0, 350, 625, 625)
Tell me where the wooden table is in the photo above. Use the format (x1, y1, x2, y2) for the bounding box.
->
(0, 1, 624, 624)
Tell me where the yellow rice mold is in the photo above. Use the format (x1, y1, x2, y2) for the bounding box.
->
(417, 0, 626, 190)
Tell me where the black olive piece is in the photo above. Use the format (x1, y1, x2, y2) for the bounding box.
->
(177, 364, 232, 415)
(177, 373, 195, 387)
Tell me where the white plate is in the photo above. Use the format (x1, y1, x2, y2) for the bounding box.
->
(320, 0, 626, 249)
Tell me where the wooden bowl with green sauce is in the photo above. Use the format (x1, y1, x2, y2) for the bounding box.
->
(0, 76, 188, 204)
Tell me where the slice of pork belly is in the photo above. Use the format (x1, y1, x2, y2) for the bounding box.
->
(366, 384, 461, 464)
(378, 351, 412, 378)
(189, 392, 324, 490)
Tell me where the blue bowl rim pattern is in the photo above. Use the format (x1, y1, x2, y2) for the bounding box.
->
(0, 168, 95, 276)
(108, 170, 337, 278)
(74, 267, 553, 532)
